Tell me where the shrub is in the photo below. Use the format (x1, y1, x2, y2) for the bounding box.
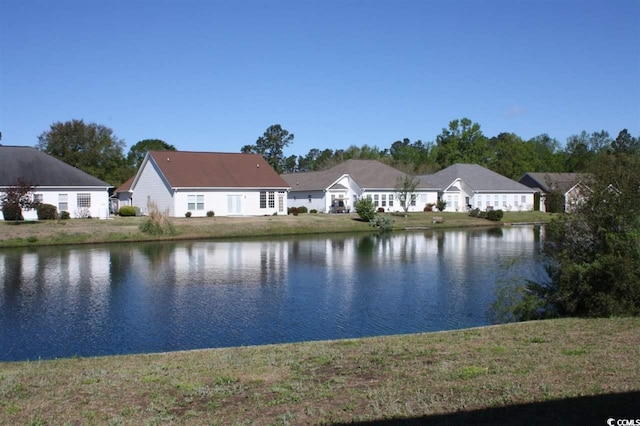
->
(371, 214, 394, 231)
(37, 204, 58, 220)
(2, 204, 23, 221)
(289, 207, 299, 216)
(185, 211, 192, 218)
(469, 208, 481, 217)
(377, 207, 385, 213)
(140, 201, 176, 236)
(424, 203, 435, 212)
(436, 199, 447, 212)
(310, 209, 318, 214)
(60, 211, 70, 220)
(487, 209, 504, 221)
(206, 210, 215, 217)
(119, 206, 136, 217)
(75, 207, 91, 219)
(355, 197, 376, 222)
(297, 206, 308, 214)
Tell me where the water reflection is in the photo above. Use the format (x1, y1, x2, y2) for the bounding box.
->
(0, 226, 545, 361)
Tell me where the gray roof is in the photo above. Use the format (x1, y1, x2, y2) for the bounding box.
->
(0, 146, 111, 187)
(519, 172, 589, 194)
(419, 163, 534, 193)
(282, 159, 436, 191)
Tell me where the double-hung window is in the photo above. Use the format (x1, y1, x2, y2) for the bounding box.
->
(58, 194, 68, 212)
(188, 195, 204, 210)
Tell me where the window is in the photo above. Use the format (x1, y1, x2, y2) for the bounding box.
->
(187, 195, 204, 210)
(58, 194, 68, 211)
(388, 194, 394, 207)
(410, 194, 416, 206)
(502, 195, 507, 207)
(373, 194, 379, 207)
(381, 194, 386, 207)
(514, 195, 519, 206)
(77, 193, 91, 208)
(494, 195, 499, 207)
(521, 195, 526, 204)
(259, 191, 275, 209)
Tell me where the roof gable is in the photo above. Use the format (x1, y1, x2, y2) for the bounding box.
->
(142, 151, 289, 188)
(420, 163, 534, 192)
(519, 172, 589, 194)
(282, 159, 436, 191)
(0, 146, 110, 187)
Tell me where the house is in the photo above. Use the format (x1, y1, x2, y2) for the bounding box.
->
(126, 151, 290, 217)
(519, 172, 590, 212)
(0, 145, 111, 220)
(112, 175, 134, 213)
(419, 163, 536, 212)
(281, 159, 439, 213)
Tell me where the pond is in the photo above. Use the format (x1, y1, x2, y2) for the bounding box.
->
(0, 226, 546, 361)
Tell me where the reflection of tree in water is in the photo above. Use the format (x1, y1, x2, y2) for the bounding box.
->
(356, 235, 376, 255)
(486, 227, 504, 238)
(138, 242, 175, 267)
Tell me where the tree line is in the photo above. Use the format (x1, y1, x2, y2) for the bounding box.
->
(34, 118, 639, 187)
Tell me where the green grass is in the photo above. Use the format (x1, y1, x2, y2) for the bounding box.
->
(0, 317, 638, 424)
(0, 211, 556, 248)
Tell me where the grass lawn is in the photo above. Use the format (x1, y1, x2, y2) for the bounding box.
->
(0, 318, 638, 424)
(0, 211, 556, 248)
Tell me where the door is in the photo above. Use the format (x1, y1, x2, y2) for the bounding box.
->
(227, 195, 242, 215)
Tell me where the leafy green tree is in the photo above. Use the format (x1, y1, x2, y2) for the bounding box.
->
(37, 119, 129, 186)
(434, 118, 490, 168)
(513, 133, 640, 319)
(354, 197, 377, 222)
(395, 175, 419, 213)
(390, 138, 437, 174)
(526, 134, 565, 173)
(127, 139, 176, 169)
(488, 132, 534, 180)
(243, 124, 295, 174)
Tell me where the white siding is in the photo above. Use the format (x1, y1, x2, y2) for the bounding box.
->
(174, 189, 287, 217)
(131, 159, 174, 216)
(289, 190, 326, 212)
(3, 188, 110, 220)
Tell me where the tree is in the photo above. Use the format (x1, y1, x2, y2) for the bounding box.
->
(395, 175, 420, 213)
(127, 139, 176, 169)
(37, 119, 129, 186)
(1, 179, 39, 221)
(434, 118, 490, 168)
(243, 124, 294, 174)
(512, 136, 640, 319)
(354, 197, 377, 222)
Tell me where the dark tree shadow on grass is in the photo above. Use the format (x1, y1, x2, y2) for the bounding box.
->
(336, 391, 640, 425)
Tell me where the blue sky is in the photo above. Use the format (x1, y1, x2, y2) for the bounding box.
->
(1, 0, 639, 158)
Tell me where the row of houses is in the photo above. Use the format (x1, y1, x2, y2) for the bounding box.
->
(0, 145, 586, 220)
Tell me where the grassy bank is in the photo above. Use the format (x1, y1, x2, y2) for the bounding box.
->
(1, 317, 638, 425)
(0, 211, 554, 248)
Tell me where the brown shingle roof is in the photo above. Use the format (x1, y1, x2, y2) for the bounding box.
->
(147, 151, 289, 188)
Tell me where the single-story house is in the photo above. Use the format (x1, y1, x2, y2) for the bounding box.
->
(519, 172, 590, 212)
(0, 145, 111, 220)
(123, 150, 290, 217)
(419, 163, 536, 212)
(281, 159, 439, 213)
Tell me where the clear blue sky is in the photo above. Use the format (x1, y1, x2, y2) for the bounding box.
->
(1, 0, 639, 158)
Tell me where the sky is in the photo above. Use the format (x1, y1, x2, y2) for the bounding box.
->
(1, 0, 639, 158)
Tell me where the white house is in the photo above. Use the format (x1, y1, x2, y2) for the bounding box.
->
(125, 151, 290, 217)
(419, 163, 536, 212)
(518, 172, 590, 212)
(281, 159, 439, 213)
(0, 146, 111, 220)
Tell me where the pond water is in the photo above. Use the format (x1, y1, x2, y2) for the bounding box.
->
(0, 226, 546, 361)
